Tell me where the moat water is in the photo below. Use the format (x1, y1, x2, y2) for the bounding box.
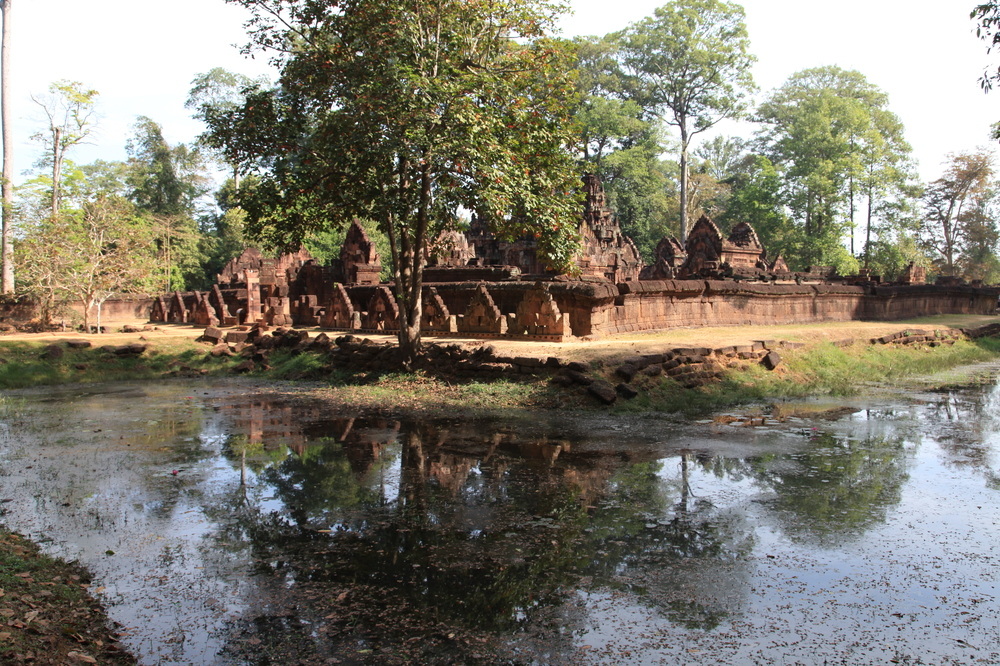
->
(0, 376, 998, 664)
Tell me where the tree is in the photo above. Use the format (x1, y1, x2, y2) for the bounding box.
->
(62, 196, 156, 333)
(186, 68, 268, 187)
(126, 116, 210, 291)
(756, 66, 914, 269)
(573, 34, 673, 259)
(921, 150, 995, 275)
(618, 0, 755, 242)
(208, 0, 581, 364)
(0, 0, 11, 293)
(15, 217, 69, 326)
(30, 80, 99, 220)
(717, 155, 799, 264)
(973, 3, 1000, 91)
(17, 195, 156, 331)
(956, 184, 1000, 282)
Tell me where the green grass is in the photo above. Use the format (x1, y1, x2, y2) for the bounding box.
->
(3, 333, 1000, 417)
(613, 337, 1000, 416)
(0, 339, 238, 389)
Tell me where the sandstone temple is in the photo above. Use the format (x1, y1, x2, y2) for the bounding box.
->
(149, 175, 998, 341)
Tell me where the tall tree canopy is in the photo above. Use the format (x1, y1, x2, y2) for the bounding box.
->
(126, 116, 210, 291)
(921, 150, 995, 275)
(755, 66, 914, 271)
(207, 0, 581, 361)
(573, 34, 672, 259)
(617, 0, 755, 242)
(30, 80, 99, 220)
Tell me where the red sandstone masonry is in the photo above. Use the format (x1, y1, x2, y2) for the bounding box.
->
(588, 281, 998, 338)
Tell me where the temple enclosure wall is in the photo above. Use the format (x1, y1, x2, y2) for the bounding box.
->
(8, 281, 996, 340)
(320, 279, 998, 340)
(582, 281, 997, 338)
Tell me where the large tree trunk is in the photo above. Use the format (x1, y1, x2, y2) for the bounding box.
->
(679, 122, 689, 243)
(394, 164, 431, 367)
(0, 0, 13, 294)
(82, 295, 93, 334)
(51, 126, 62, 219)
(864, 181, 873, 270)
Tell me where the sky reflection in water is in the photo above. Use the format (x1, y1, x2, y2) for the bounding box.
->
(0, 378, 998, 665)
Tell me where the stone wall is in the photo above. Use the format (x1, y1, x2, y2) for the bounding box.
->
(593, 281, 998, 337)
(149, 278, 997, 342)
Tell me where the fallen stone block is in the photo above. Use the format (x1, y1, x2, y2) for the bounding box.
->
(761, 351, 782, 371)
(566, 370, 595, 386)
(616, 383, 639, 400)
(41, 344, 64, 360)
(233, 360, 255, 374)
(588, 380, 618, 405)
(615, 363, 638, 382)
(203, 326, 224, 344)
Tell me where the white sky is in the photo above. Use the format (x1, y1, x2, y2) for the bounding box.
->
(9, 0, 999, 187)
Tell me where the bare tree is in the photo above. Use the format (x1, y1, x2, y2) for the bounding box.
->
(922, 150, 994, 275)
(1, 0, 13, 293)
(30, 80, 99, 220)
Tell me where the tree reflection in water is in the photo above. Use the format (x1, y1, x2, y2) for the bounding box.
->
(205, 404, 759, 663)
(749, 432, 913, 545)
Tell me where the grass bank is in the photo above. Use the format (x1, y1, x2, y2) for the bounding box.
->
(613, 336, 1000, 415)
(2, 328, 999, 417)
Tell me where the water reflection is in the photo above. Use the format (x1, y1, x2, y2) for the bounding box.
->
(0, 380, 998, 664)
(749, 432, 912, 544)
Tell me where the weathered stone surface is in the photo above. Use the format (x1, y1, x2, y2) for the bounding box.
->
(588, 380, 618, 405)
(616, 383, 639, 399)
(66, 339, 92, 349)
(233, 360, 255, 373)
(615, 364, 638, 382)
(565, 370, 594, 386)
(41, 344, 64, 360)
(762, 351, 782, 371)
(341, 219, 383, 285)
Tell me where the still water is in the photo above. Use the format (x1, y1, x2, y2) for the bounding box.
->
(0, 376, 998, 665)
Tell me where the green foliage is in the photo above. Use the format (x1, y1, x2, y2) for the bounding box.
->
(29, 80, 100, 217)
(572, 34, 676, 258)
(972, 3, 1000, 91)
(0, 340, 240, 389)
(755, 66, 917, 270)
(717, 155, 797, 262)
(210, 0, 582, 358)
(920, 150, 996, 277)
(125, 116, 212, 290)
(303, 217, 392, 281)
(615, 337, 1000, 415)
(617, 0, 756, 239)
(16, 195, 157, 328)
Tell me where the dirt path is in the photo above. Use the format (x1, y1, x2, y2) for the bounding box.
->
(4, 313, 999, 363)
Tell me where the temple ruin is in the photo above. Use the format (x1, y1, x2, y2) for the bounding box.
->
(149, 174, 999, 341)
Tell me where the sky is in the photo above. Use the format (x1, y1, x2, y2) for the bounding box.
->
(8, 0, 1000, 188)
